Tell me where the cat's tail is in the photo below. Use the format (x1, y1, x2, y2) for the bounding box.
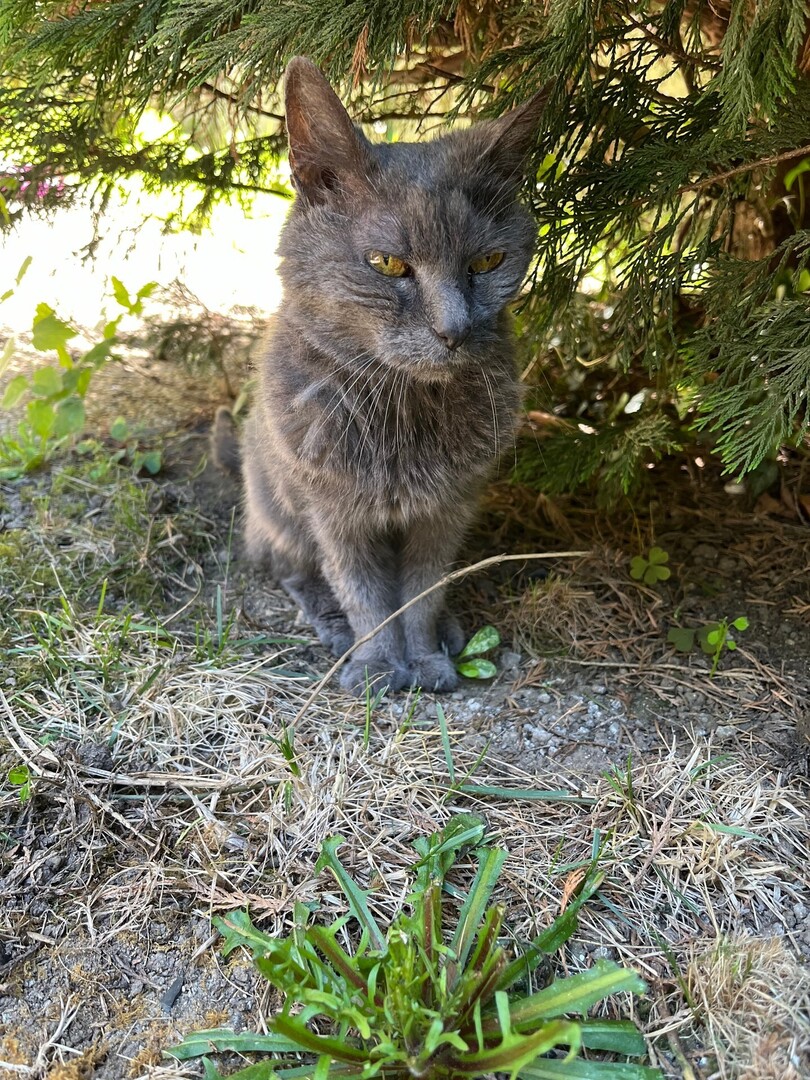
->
(211, 406, 242, 476)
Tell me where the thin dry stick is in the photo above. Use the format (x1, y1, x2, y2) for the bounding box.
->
(292, 550, 588, 724)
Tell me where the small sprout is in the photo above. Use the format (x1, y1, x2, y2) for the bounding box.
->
(630, 546, 671, 586)
(456, 625, 500, 680)
(8, 764, 31, 803)
(667, 616, 749, 676)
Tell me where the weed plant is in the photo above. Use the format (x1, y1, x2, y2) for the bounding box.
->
(172, 815, 660, 1079)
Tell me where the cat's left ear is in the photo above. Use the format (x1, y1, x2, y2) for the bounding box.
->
(285, 56, 375, 204)
(480, 82, 553, 185)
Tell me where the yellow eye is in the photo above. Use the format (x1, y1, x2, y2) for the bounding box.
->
(469, 251, 505, 274)
(367, 251, 410, 277)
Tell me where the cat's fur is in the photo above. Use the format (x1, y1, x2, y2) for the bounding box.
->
(225, 57, 546, 695)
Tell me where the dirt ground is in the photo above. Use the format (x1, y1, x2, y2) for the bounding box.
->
(1, 340, 809, 1080)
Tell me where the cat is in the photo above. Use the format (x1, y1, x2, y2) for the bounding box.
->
(216, 56, 547, 695)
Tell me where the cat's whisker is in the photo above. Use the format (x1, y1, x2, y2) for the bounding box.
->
(482, 369, 501, 463)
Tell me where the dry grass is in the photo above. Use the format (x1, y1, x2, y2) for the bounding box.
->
(3, 625, 809, 1078)
(2, 453, 809, 1079)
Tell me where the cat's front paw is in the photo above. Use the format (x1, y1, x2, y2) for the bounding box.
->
(407, 652, 459, 693)
(312, 613, 354, 657)
(338, 656, 410, 697)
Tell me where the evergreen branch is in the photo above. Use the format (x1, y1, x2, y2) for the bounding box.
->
(683, 141, 810, 192)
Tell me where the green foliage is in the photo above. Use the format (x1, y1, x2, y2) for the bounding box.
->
(456, 625, 501, 680)
(0, 276, 157, 479)
(667, 617, 749, 677)
(170, 815, 659, 1079)
(3, 3, 810, 493)
(629, 548, 671, 587)
(7, 764, 31, 803)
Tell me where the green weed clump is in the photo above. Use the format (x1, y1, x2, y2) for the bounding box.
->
(171, 815, 659, 1080)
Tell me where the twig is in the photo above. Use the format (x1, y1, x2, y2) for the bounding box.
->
(292, 550, 588, 724)
(682, 142, 810, 192)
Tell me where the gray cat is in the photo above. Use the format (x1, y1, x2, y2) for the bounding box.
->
(217, 57, 546, 695)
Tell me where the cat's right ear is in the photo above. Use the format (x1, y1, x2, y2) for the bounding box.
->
(285, 57, 374, 204)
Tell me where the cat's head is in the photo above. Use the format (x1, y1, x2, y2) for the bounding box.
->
(278, 56, 548, 379)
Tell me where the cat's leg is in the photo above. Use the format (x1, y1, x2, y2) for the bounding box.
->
(309, 512, 409, 696)
(242, 421, 354, 655)
(279, 570, 354, 657)
(400, 513, 472, 692)
(437, 610, 466, 656)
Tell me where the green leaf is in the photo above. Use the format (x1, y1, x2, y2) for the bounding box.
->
(31, 307, 76, 359)
(726, 639, 737, 650)
(706, 629, 721, 646)
(15, 255, 32, 286)
(110, 416, 129, 441)
(316, 836, 386, 951)
(136, 280, 159, 299)
(139, 449, 162, 474)
(647, 547, 668, 564)
(452, 1018, 581, 1076)
(785, 158, 810, 191)
(495, 961, 646, 1029)
(579, 1019, 647, 1055)
(27, 399, 55, 438)
(31, 366, 63, 398)
(458, 625, 501, 659)
(53, 397, 85, 437)
(8, 765, 30, 786)
(666, 627, 695, 653)
(111, 276, 131, 309)
(457, 658, 497, 679)
(732, 616, 749, 631)
(449, 846, 508, 980)
(0, 336, 14, 375)
(271, 1013, 367, 1063)
(212, 909, 280, 959)
(2, 374, 29, 409)
(629, 556, 647, 580)
(168, 1029, 304, 1061)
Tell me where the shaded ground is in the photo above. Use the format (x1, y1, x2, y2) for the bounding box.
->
(1, 345, 809, 1080)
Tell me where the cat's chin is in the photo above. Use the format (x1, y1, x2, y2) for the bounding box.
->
(378, 350, 471, 383)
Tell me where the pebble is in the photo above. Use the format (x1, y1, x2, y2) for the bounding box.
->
(500, 650, 522, 671)
(715, 725, 736, 740)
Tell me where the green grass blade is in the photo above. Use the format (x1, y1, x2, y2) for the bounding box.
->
(315, 836, 386, 952)
(521, 1061, 662, 1079)
(436, 702, 455, 783)
(497, 872, 604, 991)
(457, 785, 595, 805)
(449, 846, 508, 983)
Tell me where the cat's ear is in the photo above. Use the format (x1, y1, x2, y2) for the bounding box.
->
(285, 56, 374, 204)
(479, 83, 553, 185)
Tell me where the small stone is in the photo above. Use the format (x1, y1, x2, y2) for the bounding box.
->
(536, 692, 552, 704)
(591, 684, 607, 695)
(500, 650, 522, 671)
(715, 725, 736, 740)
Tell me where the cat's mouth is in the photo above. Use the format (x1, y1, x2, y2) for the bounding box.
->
(377, 330, 474, 381)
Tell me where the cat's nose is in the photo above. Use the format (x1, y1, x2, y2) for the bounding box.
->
(432, 318, 471, 351)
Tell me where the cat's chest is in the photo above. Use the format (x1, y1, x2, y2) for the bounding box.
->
(340, 372, 518, 508)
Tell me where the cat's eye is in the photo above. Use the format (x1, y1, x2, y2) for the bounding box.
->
(469, 251, 505, 274)
(367, 251, 410, 277)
